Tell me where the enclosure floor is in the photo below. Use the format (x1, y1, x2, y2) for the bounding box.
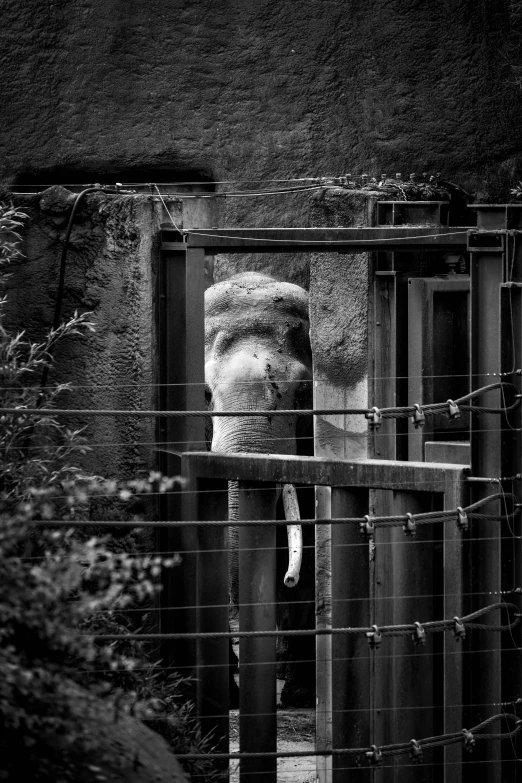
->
(230, 681, 316, 783)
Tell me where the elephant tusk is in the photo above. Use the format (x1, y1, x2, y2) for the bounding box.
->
(282, 483, 302, 588)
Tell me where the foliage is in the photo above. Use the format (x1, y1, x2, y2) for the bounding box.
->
(0, 203, 25, 270)
(0, 205, 220, 782)
(510, 181, 522, 200)
(321, 175, 451, 201)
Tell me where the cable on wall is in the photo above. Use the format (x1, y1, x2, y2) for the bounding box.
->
(38, 184, 123, 392)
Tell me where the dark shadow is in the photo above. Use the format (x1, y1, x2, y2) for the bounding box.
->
(12, 166, 215, 191)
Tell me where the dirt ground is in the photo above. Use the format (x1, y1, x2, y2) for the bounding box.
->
(229, 682, 316, 783)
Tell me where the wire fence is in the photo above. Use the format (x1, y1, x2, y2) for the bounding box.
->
(3, 334, 521, 774)
(26, 463, 521, 771)
(1, 379, 519, 422)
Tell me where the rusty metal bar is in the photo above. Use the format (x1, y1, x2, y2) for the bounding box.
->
(179, 226, 471, 254)
(183, 451, 469, 492)
(238, 481, 278, 783)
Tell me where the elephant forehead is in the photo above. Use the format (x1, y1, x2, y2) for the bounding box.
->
(207, 345, 307, 379)
(205, 274, 309, 322)
(205, 317, 311, 365)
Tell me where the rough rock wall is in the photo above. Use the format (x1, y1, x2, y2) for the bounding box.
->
(1, 0, 522, 203)
(310, 188, 375, 460)
(3, 189, 159, 486)
(3, 1, 521, 288)
(2, 188, 213, 487)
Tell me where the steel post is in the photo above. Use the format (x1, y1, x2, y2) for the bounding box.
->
(158, 243, 206, 696)
(467, 212, 506, 779)
(373, 271, 408, 462)
(238, 481, 277, 783)
(499, 223, 522, 780)
(195, 477, 230, 771)
(442, 470, 468, 781)
(331, 487, 370, 783)
(315, 485, 333, 783)
(373, 490, 440, 782)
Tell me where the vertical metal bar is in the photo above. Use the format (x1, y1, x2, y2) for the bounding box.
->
(159, 243, 206, 698)
(470, 211, 522, 779)
(196, 477, 230, 771)
(185, 247, 207, 441)
(500, 244, 522, 781)
(467, 244, 504, 779)
(238, 481, 277, 783)
(442, 471, 467, 782)
(331, 487, 370, 783)
(160, 245, 206, 451)
(407, 278, 431, 462)
(373, 272, 400, 461)
(373, 272, 407, 459)
(373, 490, 440, 782)
(316, 486, 333, 783)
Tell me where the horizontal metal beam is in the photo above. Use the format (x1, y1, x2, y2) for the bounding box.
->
(176, 227, 472, 254)
(181, 452, 468, 492)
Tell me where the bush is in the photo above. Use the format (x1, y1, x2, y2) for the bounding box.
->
(0, 203, 220, 782)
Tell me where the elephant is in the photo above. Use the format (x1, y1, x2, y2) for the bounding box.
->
(204, 271, 316, 708)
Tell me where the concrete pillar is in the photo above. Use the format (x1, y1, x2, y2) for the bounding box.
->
(309, 188, 375, 783)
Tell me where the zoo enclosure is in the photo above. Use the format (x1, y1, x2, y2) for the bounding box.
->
(157, 204, 522, 782)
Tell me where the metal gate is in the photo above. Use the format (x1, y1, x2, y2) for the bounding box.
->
(157, 204, 522, 781)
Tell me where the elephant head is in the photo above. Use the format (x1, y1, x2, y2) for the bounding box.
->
(204, 272, 312, 604)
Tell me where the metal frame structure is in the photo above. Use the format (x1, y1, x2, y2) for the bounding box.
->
(157, 206, 522, 783)
(181, 452, 468, 783)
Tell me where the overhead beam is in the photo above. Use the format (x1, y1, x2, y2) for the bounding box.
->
(164, 226, 473, 254)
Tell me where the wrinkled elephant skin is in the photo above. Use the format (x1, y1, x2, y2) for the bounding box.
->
(205, 272, 316, 708)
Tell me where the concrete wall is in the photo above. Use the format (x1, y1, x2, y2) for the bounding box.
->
(310, 188, 375, 461)
(2, 1, 522, 205)
(3, 1, 522, 295)
(2, 188, 215, 486)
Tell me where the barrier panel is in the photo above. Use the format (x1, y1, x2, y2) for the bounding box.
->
(180, 451, 494, 783)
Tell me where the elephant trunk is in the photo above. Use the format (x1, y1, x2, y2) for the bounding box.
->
(226, 479, 303, 601)
(228, 479, 240, 609)
(214, 416, 304, 602)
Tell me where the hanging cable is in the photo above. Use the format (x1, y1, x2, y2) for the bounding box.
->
(38, 185, 121, 393)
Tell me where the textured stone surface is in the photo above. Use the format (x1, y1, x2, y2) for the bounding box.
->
(3, 190, 215, 488)
(3, 191, 160, 487)
(309, 188, 375, 460)
(3, 1, 522, 289)
(2, 1, 522, 204)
